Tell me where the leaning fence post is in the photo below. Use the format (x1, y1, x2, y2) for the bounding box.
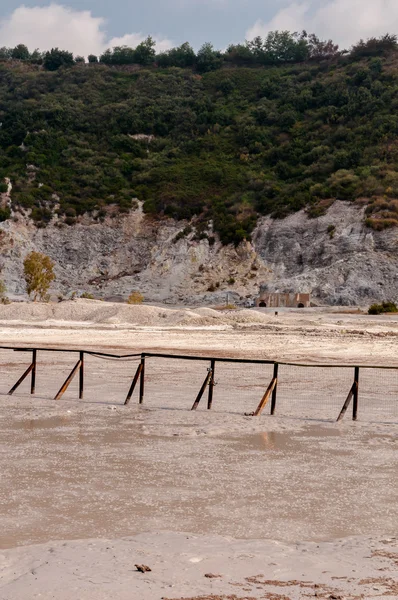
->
(54, 357, 82, 401)
(270, 362, 279, 416)
(207, 359, 215, 409)
(139, 355, 145, 404)
(192, 368, 212, 411)
(352, 366, 359, 421)
(31, 349, 37, 395)
(8, 351, 36, 396)
(124, 362, 143, 405)
(79, 351, 84, 400)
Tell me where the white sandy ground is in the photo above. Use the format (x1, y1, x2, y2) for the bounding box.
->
(0, 299, 398, 364)
(1, 531, 398, 600)
(0, 301, 397, 599)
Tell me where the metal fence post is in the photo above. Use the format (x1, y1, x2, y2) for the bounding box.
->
(139, 355, 146, 404)
(79, 351, 84, 399)
(353, 366, 359, 421)
(31, 349, 37, 395)
(270, 362, 279, 415)
(207, 359, 215, 409)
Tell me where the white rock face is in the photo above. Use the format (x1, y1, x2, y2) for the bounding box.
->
(0, 200, 396, 305)
(253, 201, 397, 305)
(0, 206, 268, 304)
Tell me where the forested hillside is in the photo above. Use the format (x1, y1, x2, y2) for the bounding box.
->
(1, 33, 398, 244)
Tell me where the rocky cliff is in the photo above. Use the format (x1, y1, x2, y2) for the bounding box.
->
(0, 200, 396, 306)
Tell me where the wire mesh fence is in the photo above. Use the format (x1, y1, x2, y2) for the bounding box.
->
(143, 356, 210, 410)
(0, 346, 397, 423)
(0, 347, 142, 406)
(357, 367, 398, 423)
(276, 364, 354, 421)
(194, 359, 274, 415)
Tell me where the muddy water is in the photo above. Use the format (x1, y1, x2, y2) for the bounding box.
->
(0, 413, 397, 548)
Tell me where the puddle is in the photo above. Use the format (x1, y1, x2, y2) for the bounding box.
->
(0, 414, 396, 549)
(10, 415, 75, 430)
(227, 425, 344, 453)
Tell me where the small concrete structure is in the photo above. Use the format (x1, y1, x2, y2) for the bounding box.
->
(256, 291, 310, 308)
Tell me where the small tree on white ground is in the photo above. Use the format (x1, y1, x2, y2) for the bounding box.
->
(23, 251, 55, 301)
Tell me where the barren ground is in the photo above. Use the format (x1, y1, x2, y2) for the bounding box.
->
(0, 302, 397, 599)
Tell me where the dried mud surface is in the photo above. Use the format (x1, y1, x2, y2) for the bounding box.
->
(0, 304, 397, 599)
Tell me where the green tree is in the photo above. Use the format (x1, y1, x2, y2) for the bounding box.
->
(196, 43, 222, 73)
(23, 251, 56, 301)
(0, 47, 11, 60)
(88, 54, 98, 63)
(11, 44, 30, 60)
(43, 48, 74, 71)
(30, 49, 43, 63)
(224, 43, 254, 65)
(100, 45, 135, 64)
(350, 34, 398, 59)
(304, 32, 340, 59)
(262, 31, 309, 63)
(133, 36, 156, 65)
(157, 42, 196, 68)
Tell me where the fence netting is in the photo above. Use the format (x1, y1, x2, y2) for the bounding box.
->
(0, 348, 27, 396)
(212, 361, 274, 414)
(275, 364, 354, 421)
(143, 357, 210, 410)
(82, 353, 142, 404)
(0, 349, 142, 405)
(357, 368, 398, 423)
(1, 347, 397, 422)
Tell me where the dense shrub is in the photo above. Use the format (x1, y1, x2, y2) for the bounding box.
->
(368, 301, 398, 315)
(127, 291, 144, 304)
(0, 207, 11, 222)
(0, 279, 10, 304)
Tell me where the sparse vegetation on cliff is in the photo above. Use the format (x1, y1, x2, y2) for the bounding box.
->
(0, 279, 10, 304)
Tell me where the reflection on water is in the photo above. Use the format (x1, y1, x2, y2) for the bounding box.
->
(228, 425, 343, 452)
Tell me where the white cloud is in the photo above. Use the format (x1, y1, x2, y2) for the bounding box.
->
(247, 0, 398, 49)
(248, 2, 310, 39)
(0, 3, 173, 58)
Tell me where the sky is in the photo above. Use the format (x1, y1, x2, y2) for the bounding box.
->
(1, 1, 398, 57)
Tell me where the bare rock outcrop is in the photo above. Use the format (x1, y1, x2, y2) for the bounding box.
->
(0, 200, 396, 305)
(254, 201, 397, 305)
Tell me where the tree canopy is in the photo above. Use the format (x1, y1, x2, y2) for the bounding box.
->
(0, 31, 398, 243)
